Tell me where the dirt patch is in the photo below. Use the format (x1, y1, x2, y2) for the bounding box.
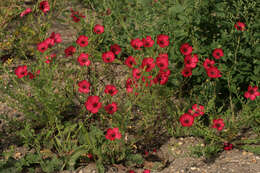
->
(59, 137, 260, 173)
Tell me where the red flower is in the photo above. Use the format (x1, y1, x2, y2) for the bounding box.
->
(87, 153, 93, 159)
(244, 85, 260, 101)
(78, 80, 91, 93)
(181, 67, 192, 77)
(128, 170, 135, 173)
(157, 34, 169, 48)
(20, 8, 32, 17)
(131, 38, 143, 50)
(224, 143, 233, 151)
(102, 51, 115, 63)
(206, 67, 221, 78)
(141, 57, 155, 72)
(104, 102, 117, 114)
(156, 54, 169, 70)
(45, 54, 56, 64)
(65, 46, 76, 57)
(153, 70, 170, 85)
(188, 104, 204, 117)
(110, 44, 121, 55)
(15, 65, 28, 78)
(77, 53, 91, 66)
(180, 43, 193, 56)
(104, 85, 118, 96)
(179, 113, 194, 127)
(142, 36, 154, 47)
(234, 22, 246, 31)
(203, 58, 215, 70)
(143, 169, 151, 173)
(28, 72, 35, 79)
(70, 8, 85, 22)
(125, 56, 137, 68)
(126, 78, 136, 93)
(37, 41, 48, 53)
(44, 38, 55, 48)
(105, 127, 121, 141)
(39, 1, 50, 13)
(212, 48, 224, 59)
(85, 96, 102, 114)
(184, 54, 198, 69)
(76, 35, 88, 47)
(50, 32, 62, 44)
(132, 68, 141, 79)
(93, 24, 104, 34)
(212, 119, 225, 131)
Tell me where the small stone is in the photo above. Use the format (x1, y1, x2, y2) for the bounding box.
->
(256, 156, 260, 160)
(200, 143, 205, 147)
(178, 142, 183, 145)
(180, 138, 184, 141)
(242, 151, 247, 155)
(190, 167, 197, 170)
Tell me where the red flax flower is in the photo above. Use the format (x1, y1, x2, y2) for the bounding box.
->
(142, 36, 154, 47)
(77, 53, 91, 66)
(188, 104, 204, 117)
(179, 113, 194, 127)
(102, 51, 115, 63)
(212, 119, 225, 131)
(212, 48, 224, 59)
(110, 44, 121, 55)
(105, 127, 121, 141)
(131, 38, 143, 50)
(157, 34, 169, 48)
(206, 67, 221, 78)
(44, 38, 55, 48)
(234, 22, 246, 31)
(125, 56, 137, 68)
(181, 67, 192, 77)
(156, 53, 169, 70)
(78, 80, 91, 93)
(180, 43, 193, 56)
(126, 78, 137, 93)
(76, 35, 88, 47)
(104, 102, 117, 114)
(143, 170, 150, 173)
(70, 8, 85, 22)
(20, 8, 32, 17)
(104, 85, 118, 96)
(65, 46, 76, 57)
(203, 58, 215, 70)
(15, 65, 28, 78)
(184, 54, 198, 69)
(39, 1, 50, 14)
(244, 85, 260, 101)
(132, 68, 141, 79)
(45, 54, 56, 64)
(37, 41, 48, 53)
(142, 75, 153, 87)
(153, 69, 170, 85)
(85, 96, 102, 114)
(224, 143, 233, 151)
(128, 170, 135, 173)
(141, 57, 155, 72)
(50, 32, 62, 44)
(93, 24, 104, 34)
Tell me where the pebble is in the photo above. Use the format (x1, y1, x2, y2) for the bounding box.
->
(256, 156, 260, 160)
(178, 142, 183, 145)
(190, 167, 197, 170)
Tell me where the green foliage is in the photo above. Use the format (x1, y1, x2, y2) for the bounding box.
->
(0, 0, 259, 172)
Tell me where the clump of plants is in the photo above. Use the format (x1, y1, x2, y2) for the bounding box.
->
(0, 0, 259, 173)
